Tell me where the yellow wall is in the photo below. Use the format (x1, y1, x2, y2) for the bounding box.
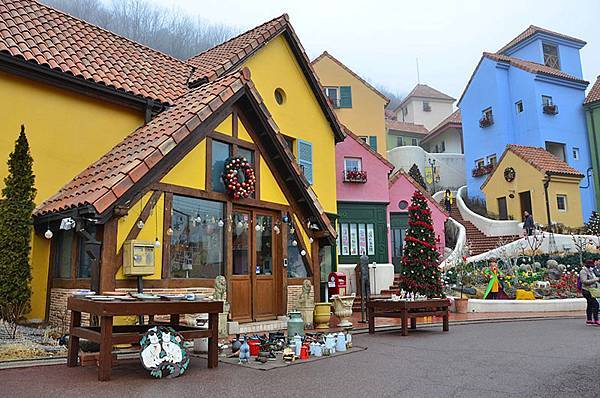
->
(116, 192, 164, 280)
(161, 140, 206, 190)
(243, 36, 337, 215)
(0, 71, 144, 320)
(0, 71, 144, 204)
(483, 151, 583, 227)
(312, 55, 387, 155)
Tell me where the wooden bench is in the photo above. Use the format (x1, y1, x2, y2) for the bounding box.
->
(67, 297, 223, 381)
(367, 298, 450, 336)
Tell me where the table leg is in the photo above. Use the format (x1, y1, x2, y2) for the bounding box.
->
(170, 313, 180, 325)
(207, 312, 219, 368)
(67, 310, 81, 367)
(368, 310, 375, 334)
(401, 311, 408, 336)
(443, 311, 449, 332)
(410, 317, 417, 330)
(98, 316, 113, 382)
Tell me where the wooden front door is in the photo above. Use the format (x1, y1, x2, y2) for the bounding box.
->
(519, 191, 532, 220)
(497, 197, 508, 220)
(229, 208, 279, 322)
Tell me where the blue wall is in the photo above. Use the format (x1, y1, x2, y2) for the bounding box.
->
(461, 48, 594, 221)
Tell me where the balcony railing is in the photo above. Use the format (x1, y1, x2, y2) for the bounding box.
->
(472, 164, 495, 177)
(479, 114, 494, 128)
(543, 103, 559, 115)
(343, 169, 367, 183)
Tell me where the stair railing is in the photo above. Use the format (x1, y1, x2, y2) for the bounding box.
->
(456, 186, 521, 237)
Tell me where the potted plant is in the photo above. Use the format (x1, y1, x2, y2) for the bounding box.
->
(454, 257, 471, 313)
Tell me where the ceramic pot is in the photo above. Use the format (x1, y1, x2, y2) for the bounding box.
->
(335, 332, 347, 352)
(287, 311, 305, 337)
(454, 298, 469, 314)
(313, 302, 332, 329)
(331, 294, 356, 328)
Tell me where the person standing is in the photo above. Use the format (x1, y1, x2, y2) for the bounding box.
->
(443, 189, 453, 213)
(523, 211, 534, 236)
(580, 259, 600, 325)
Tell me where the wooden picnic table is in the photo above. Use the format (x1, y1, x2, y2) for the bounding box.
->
(67, 296, 223, 381)
(367, 298, 450, 336)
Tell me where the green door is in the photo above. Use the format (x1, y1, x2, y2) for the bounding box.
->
(390, 213, 409, 273)
(337, 202, 388, 264)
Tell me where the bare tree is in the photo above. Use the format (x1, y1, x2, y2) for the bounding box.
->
(40, 0, 238, 60)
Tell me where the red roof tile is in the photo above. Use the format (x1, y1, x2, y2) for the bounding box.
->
(385, 118, 429, 135)
(312, 51, 390, 104)
(394, 84, 455, 112)
(421, 110, 461, 145)
(584, 76, 600, 105)
(187, 14, 289, 83)
(0, 0, 192, 104)
(484, 52, 587, 84)
(497, 25, 586, 55)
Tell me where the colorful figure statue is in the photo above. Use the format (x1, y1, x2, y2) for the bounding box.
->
(483, 262, 500, 300)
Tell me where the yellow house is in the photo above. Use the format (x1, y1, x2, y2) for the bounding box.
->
(312, 51, 389, 156)
(481, 145, 584, 228)
(1, 1, 344, 324)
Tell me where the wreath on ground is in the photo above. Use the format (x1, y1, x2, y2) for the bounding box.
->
(222, 156, 256, 199)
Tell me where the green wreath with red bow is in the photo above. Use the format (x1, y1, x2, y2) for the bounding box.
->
(222, 156, 256, 199)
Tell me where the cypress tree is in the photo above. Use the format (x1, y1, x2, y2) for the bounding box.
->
(0, 125, 36, 336)
(408, 163, 427, 190)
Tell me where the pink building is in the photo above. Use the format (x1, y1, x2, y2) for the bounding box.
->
(336, 128, 447, 273)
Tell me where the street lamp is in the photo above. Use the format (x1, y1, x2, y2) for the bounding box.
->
(428, 158, 441, 193)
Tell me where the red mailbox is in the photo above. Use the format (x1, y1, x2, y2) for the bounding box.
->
(328, 272, 347, 296)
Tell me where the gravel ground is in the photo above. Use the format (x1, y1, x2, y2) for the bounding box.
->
(1, 318, 598, 397)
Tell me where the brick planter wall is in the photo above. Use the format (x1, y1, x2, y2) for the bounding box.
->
(286, 283, 314, 313)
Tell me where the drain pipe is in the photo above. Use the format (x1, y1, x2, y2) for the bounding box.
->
(543, 174, 552, 232)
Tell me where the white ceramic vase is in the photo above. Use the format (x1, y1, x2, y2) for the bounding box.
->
(331, 293, 356, 328)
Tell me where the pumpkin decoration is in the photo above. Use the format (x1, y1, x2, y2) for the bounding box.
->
(222, 156, 256, 199)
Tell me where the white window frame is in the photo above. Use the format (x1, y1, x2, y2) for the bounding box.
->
(556, 194, 567, 212)
(344, 157, 362, 172)
(515, 100, 524, 113)
(324, 87, 340, 108)
(487, 154, 497, 165)
(573, 147, 580, 160)
(476, 158, 485, 168)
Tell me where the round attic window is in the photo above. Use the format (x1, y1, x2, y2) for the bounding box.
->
(274, 88, 286, 105)
(399, 200, 409, 210)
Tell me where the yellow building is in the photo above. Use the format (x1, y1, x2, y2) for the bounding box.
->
(312, 51, 389, 156)
(1, 2, 343, 324)
(481, 145, 584, 228)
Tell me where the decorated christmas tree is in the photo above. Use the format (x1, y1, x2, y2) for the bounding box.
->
(396, 190, 444, 298)
(408, 163, 427, 190)
(586, 211, 600, 235)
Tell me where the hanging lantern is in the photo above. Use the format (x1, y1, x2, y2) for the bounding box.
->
(309, 237, 314, 244)
(237, 221, 244, 229)
(292, 240, 298, 247)
(137, 219, 145, 229)
(167, 227, 173, 236)
(154, 238, 161, 248)
(44, 228, 53, 239)
(300, 250, 306, 256)
(255, 224, 262, 232)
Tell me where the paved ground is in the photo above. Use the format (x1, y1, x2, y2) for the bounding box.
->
(1, 318, 598, 398)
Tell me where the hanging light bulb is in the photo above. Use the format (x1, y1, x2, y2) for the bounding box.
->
(195, 213, 202, 224)
(300, 249, 306, 256)
(44, 228, 53, 239)
(255, 224, 261, 232)
(273, 225, 280, 234)
(217, 219, 224, 228)
(309, 237, 314, 244)
(290, 227, 295, 234)
(237, 221, 244, 229)
(137, 219, 145, 229)
(167, 227, 173, 236)
(154, 238, 161, 248)
(292, 240, 298, 247)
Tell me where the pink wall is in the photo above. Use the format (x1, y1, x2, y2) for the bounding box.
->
(387, 174, 447, 259)
(335, 136, 392, 202)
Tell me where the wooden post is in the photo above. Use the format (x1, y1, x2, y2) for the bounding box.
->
(207, 312, 219, 368)
(67, 309, 81, 367)
(100, 218, 118, 293)
(98, 315, 114, 381)
(311, 240, 321, 303)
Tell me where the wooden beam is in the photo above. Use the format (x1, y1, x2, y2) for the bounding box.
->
(99, 217, 118, 293)
(311, 240, 321, 303)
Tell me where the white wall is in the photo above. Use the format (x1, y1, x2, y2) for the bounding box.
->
(424, 127, 463, 154)
(387, 146, 466, 191)
(400, 98, 455, 130)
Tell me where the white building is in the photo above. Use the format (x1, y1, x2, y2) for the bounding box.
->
(420, 110, 463, 154)
(394, 84, 455, 130)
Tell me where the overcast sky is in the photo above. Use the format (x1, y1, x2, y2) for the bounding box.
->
(148, 0, 600, 100)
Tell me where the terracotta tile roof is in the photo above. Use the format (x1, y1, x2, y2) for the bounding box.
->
(187, 14, 288, 84)
(34, 71, 250, 216)
(497, 25, 586, 55)
(421, 110, 461, 145)
(484, 52, 587, 84)
(341, 125, 394, 169)
(385, 118, 429, 135)
(311, 51, 390, 104)
(394, 84, 455, 112)
(0, 0, 192, 104)
(388, 169, 449, 216)
(385, 109, 396, 119)
(584, 76, 600, 105)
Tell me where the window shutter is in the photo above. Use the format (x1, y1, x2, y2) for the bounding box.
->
(297, 139, 313, 184)
(339, 86, 352, 108)
(368, 136, 378, 151)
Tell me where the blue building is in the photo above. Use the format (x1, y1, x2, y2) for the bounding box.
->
(459, 25, 595, 221)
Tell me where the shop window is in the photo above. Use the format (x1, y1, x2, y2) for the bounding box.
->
(53, 229, 74, 278)
(287, 221, 310, 278)
(338, 222, 375, 257)
(211, 140, 231, 193)
(556, 195, 567, 212)
(169, 195, 224, 278)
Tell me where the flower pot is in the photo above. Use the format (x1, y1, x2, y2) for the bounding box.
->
(331, 294, 356, 327)
(313, 302, 331, 329)
(454, 297, 469, 314)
